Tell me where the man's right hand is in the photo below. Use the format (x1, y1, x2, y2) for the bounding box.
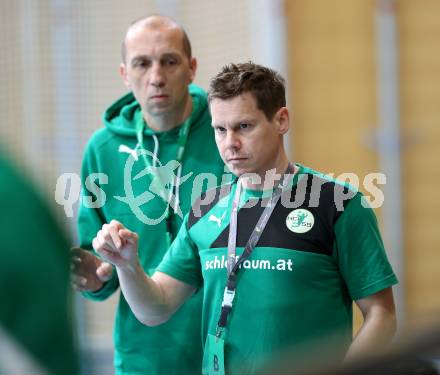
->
(90, 219, 194, 327)
(92, 220, 140, 272)
(71, 247, 114, 292)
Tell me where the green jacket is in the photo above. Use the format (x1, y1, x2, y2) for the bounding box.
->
(78, 84, 225, 374)
(0, 149, 78, 375)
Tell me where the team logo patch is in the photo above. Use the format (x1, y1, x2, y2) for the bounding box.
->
(286, 209, 314, 233)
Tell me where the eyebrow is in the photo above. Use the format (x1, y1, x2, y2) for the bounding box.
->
(131, 52, 181, 62)
(161, 52, 181, 60)
(211, 119, 255, 128)
(130, 55, 150, 64)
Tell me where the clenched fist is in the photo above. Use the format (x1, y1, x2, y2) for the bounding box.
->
(92, 220, 140, 272)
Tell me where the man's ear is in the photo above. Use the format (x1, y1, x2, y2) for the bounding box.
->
(189, 57, 197, 83)
(276, 107, 290, 135)
(119, 63, 130, 89)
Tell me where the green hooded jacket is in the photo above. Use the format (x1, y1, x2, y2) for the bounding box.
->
(78, 84, 225, 374)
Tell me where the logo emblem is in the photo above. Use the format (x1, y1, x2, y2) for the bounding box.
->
(208, 212, 226, 227)
(119, 144, 139, 161)
(286, 209, 314, 233)
(114, 148, 192, 225)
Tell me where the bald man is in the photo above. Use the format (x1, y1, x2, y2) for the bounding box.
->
(72, 15, 224, 374)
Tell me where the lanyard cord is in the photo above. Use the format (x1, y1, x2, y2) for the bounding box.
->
(135, 115, 192, 246)
(216, 164, 297, 338)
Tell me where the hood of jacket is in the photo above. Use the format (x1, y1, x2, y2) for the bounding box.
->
(102, 83, 209, 138)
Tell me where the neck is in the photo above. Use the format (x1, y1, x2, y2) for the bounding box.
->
(143, 95, 193, 132)
(241, 151, 291, 191)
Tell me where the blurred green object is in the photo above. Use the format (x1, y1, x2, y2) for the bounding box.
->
(0, 148, 79, 375)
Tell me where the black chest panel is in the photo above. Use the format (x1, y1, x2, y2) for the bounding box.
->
(210, 174, 355, 256)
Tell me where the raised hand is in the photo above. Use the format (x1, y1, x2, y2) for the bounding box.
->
(92, 220, 140, 271)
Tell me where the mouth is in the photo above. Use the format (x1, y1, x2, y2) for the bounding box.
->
(150, 94, 169, 100)
(226, 157, 248, 164)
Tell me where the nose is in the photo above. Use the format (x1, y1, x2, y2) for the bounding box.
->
(225, 130, 241, 151)
(149, 61, 165, 87)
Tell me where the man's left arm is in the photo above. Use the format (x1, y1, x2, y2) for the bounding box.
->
(345, 287, 396, 359)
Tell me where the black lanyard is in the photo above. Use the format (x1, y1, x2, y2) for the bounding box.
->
(216, 164, 296, 338)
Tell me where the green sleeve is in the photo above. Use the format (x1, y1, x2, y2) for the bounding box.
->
(77, 140, 119, 300)
(0, 153, 79, 375)
(157, 214, 203, 287)
(334, 192, 398, 300)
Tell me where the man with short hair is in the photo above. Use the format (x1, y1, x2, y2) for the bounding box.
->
(72, 15, 224, 374)
(93, 62, 397, 374)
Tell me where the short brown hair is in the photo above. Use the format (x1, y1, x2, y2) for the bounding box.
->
(208, 62, 286, 120)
